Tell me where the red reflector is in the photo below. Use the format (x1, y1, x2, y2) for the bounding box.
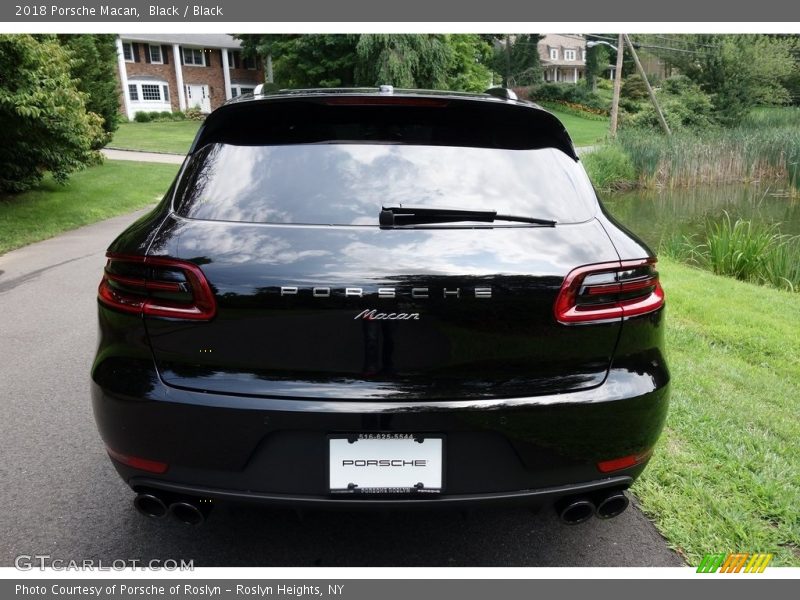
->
(554, 258, 665, 324)
(597, 449, 653, 473)
(322, 97, 450, 107)
(98, 253, 216, 321)
(106, 447, 168, 474)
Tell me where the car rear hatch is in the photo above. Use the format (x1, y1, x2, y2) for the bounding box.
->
(140, 94, 626, 401)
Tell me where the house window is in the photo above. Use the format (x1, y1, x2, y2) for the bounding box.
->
(128, 84, 138, 101)
(149, 44, 162, 64)
(162, 85, 170, 102)
(581, 49, 586, 61)
(242, 56, 257, 70)
(231, 86, 256, 98)
(549, 48, 558, 60)
(565, 49, 577, 61)
(141, 84, 162, 101)
(182, 47, 206, 67)
(122, 42, 133, 62)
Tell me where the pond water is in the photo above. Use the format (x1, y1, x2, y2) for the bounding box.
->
(601, 183, 800, 251)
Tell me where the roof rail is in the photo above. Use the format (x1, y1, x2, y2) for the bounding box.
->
(484, 87, 518, 101)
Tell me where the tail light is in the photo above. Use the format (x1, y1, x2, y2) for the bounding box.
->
(596, 449, 654, 473)
(106, 446, 168, 474)
(554, 258, 664, 324)
(98, 253, 216, 320)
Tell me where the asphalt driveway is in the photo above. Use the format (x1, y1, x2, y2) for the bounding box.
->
(0, 211, 683, 567)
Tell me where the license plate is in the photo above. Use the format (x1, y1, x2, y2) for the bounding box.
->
(329, 434, 444, 494)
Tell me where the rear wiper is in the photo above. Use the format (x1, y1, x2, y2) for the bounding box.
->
(379, 206, 556, 227)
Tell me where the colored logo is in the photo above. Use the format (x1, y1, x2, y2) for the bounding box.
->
(697, 553, 772, 573)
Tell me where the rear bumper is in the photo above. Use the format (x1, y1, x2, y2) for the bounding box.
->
(91, 356, 669, 507)
(129, 475, 634, 509)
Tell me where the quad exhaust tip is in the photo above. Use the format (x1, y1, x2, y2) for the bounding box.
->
(133, 493, 168, 519)
(169, 501, 208, 526)
(556, 498, 596, 525)
(555, 489, 630, 524)
(133, 492, 211, 525)
(595, 491, 629, 519)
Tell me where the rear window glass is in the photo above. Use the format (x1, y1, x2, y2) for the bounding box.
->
(174, 143, 598, 225)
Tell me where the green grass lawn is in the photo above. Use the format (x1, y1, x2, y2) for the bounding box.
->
(634, 257, 800, 566)
(0, 161, 179, 255)
(548, 108, 610, 147)
(108, 121, 202, 154)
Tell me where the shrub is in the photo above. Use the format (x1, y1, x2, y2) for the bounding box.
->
(0, 34, 105, 192)
(171, 110, 185, 121)
(184, 108, 205, 121)
(621, 74, 649, 101)
(628, 75, 715, 131)
(526, 82, 608, 113)
(581, 144, 636, 191)
(133, 111, 152, 123)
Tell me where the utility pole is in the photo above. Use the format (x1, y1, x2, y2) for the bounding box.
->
(266, 54, 274, 84)
(609, 33, 624, 138)
(623, 34, 671, 136)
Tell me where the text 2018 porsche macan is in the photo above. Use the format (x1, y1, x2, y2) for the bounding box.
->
(91, 87, 668, 525)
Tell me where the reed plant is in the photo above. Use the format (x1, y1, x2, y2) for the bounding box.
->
(658, 212, 800, 292)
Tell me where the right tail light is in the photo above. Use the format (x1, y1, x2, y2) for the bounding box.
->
(554, 258, 665, 324)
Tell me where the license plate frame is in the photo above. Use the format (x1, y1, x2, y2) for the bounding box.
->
(328, 433, 445, 495)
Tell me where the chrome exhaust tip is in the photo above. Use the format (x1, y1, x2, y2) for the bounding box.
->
(595, 491, 629, 519)
(169, 500, 209, 526)
(555, 497, 595, 525)
(133, 493, 168, 519)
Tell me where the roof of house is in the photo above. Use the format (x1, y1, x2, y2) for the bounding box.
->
(539, 34, 587, 67)
(119, 34, 243, 49)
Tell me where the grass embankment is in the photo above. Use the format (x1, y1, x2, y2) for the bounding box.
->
(584, 108, 800, 192)
(109, 121, 202, 154)
(635, 257, 800, 566)
(0, 161, 179, 255)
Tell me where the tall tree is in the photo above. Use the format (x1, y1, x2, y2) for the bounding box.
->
(237, 34, 495, 91)
(58, 35, 120, 140)
(643, 34, 797, 124)
(0, 35, 104, 193)
(355, 34, 451, 88)
(489, 34, 542, 87)
(585, 42, 610, 91)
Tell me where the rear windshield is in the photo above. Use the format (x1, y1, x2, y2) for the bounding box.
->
(174, 143, 598, 226)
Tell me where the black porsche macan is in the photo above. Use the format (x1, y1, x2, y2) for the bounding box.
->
(91, 87, 668, 526)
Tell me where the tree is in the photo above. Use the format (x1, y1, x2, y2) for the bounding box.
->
(355, 34, 451, 88)
(489, 34, 542, 87)
(644, 35, 797, 125)
(585, 42, 610, 91)
(0, 34, 105, 193)
(57, 35, 121, 140)
(444, 35, 494, 92)
(237, 34, 495, 92)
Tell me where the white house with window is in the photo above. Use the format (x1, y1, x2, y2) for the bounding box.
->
(539, 34, 588, 84)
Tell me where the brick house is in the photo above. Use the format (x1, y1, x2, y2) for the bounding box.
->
(539, 34, 588, 83)
(114, 34, 265, 119)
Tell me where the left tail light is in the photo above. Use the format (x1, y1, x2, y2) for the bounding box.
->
(98, 253, 216, 320)
(554, 258, 664, 324)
